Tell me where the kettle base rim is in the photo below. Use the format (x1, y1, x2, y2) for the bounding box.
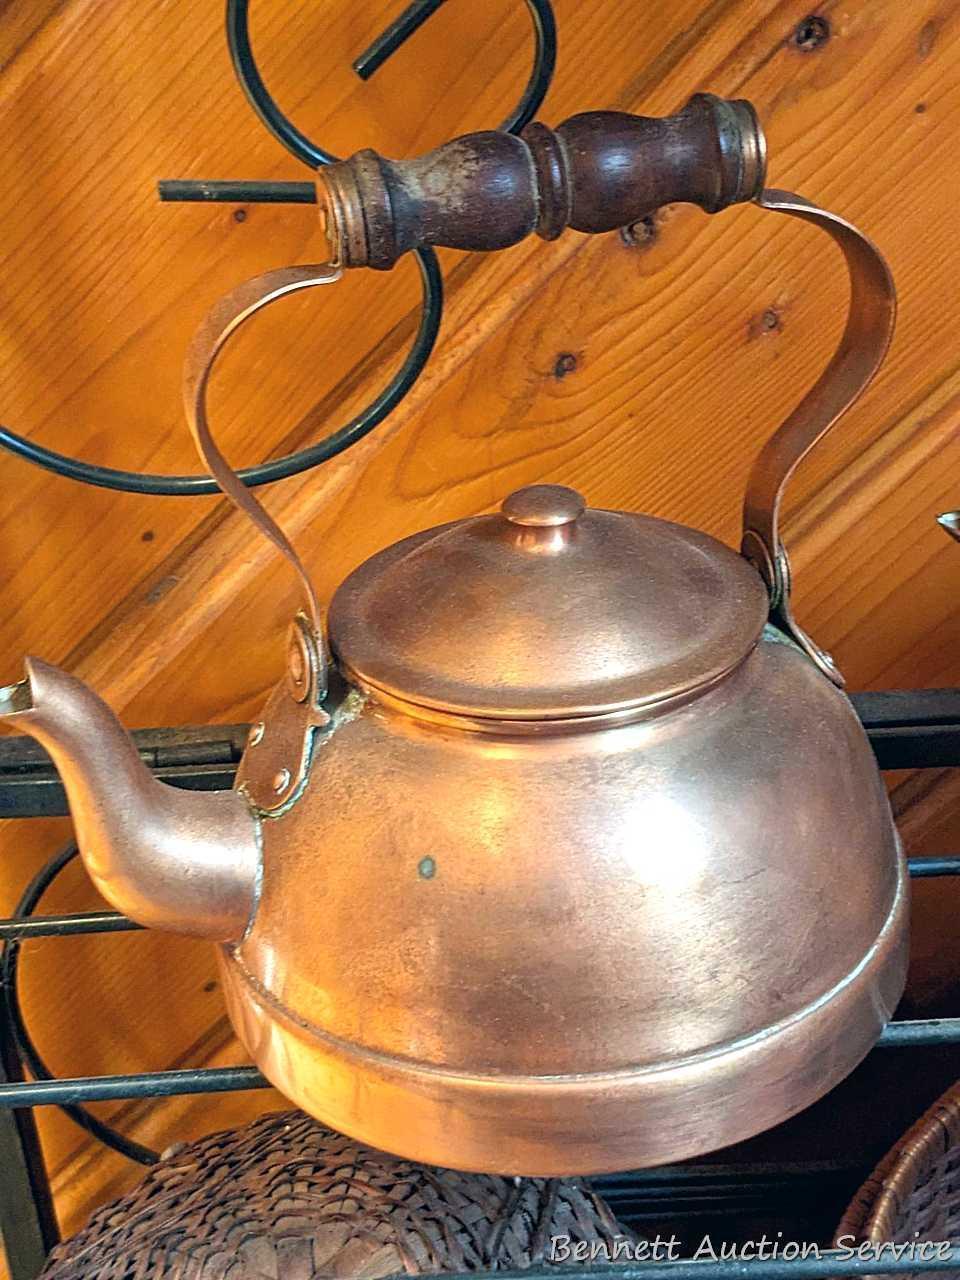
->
(218, 868, 908, 1177)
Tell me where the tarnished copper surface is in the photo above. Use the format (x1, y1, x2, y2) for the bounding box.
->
(328, 487, 769, 720)
(181, 266, 340, 810)
(0, 121, 907, 1175)
(181, 260, 343, 697)
(239, 669, 331, 814)
(0, 658, 260, 941)
(741, 192, 897, 685)
(227, 635, 908, 1174)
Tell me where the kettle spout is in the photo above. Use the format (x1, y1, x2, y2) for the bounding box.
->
(0, 657, 260, 942)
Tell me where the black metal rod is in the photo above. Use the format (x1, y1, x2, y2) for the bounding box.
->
(162, 0, 558, 202)
(0, 247, 443, 497)
(0, 912, 140, 941)
(0, 762, 240, 821)
(0, 0, 448, 499)
(353, 0, 446, 80)
(0, 723, 248, 820)
(874, 1019, 960, 1048)
(0, 1019, 954, 1111)
(2, 844, 159, 1167)
(0, 1036, 59, 1275)
(0, 1066, 269, 1109)
(907, 856, 960, 877)
(157, 179, 316, 204)
(851, 689, 960, 769)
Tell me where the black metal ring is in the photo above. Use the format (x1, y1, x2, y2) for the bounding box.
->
(0, 0, 556, 496)
(1, 843, 159, 1165)
(227, 0, 557, 163)
(0, 250, 442, 496)
(0, 7, 445, 496)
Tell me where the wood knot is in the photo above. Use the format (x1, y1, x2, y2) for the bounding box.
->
(792, 15, 830, 51)
(553, 352, 578, 379)
(145, 574, 179, 604)
(748, 306, 784, 340)
(918, 20, 938, 59)
(620, 215, 658, 249)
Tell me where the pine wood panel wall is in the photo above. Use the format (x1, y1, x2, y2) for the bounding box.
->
(0, 0, 958, 1245)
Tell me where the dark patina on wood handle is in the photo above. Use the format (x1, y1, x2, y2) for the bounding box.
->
(318, 93, 765, 269)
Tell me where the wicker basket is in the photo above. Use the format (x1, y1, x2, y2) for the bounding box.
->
(40, 1110, 634, 1279)
(836, 1081, 960, 1247)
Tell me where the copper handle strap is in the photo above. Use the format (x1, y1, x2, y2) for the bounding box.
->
(741, 190, 896, 686)
(182, 263, 344, 700)
(178, 194, 894, 700)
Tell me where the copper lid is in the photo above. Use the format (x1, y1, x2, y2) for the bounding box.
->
(328, 485, 768, 721)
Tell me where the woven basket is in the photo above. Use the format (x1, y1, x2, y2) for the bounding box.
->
(40, 1110, 633, 1279)
(836, 1081, 960, 1247)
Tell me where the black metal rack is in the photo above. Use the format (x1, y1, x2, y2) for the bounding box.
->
(1, 3, 958, 1277)
(2, 690, 960, 1278)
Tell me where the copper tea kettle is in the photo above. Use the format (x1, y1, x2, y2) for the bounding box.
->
(0, 97, 906, 1176)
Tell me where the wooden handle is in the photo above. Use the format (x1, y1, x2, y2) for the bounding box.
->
(319, 93, 766, 269)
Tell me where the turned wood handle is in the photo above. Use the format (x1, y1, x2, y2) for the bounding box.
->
(318, 93, 766, 269)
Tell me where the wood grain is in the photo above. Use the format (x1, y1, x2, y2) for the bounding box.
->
(0, 0, 958, 1252)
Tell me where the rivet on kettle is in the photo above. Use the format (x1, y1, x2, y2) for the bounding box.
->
(272, 768, 291, 795)
(286, 623, 312, 704)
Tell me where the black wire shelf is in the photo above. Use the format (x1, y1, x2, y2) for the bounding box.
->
(1, 1, 957, 1276)
(1, 688, 959, 1277)
(0, 1018, 956, 1113)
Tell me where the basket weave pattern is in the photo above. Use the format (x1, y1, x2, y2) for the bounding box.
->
(40, 1110, 633, 1279)
(836, 1082, 960, 1246)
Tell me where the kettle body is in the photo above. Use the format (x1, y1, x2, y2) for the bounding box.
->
(0, 109, 908, 1176)
(220, 509, 907, 1175)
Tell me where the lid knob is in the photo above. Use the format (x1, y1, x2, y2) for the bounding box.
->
(501, 484, 586, 528)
